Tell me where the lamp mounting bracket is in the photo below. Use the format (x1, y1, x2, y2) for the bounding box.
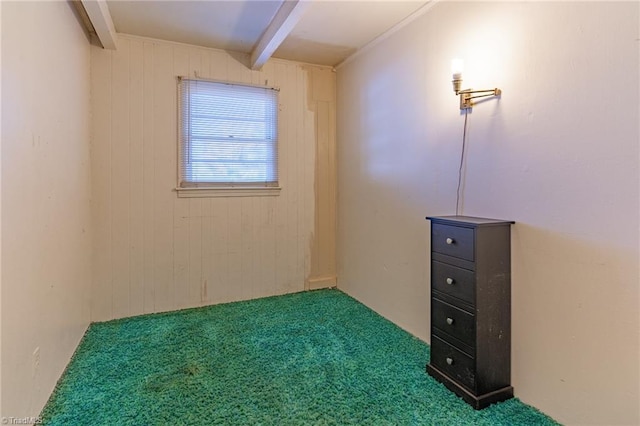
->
(452, 77, 501, 110)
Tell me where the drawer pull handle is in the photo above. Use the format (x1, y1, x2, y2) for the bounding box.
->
(446, 237, 454, 245)
(446, 357, 454, 365)
(446, 317, 454, 325)
(446, 277, 454, 285)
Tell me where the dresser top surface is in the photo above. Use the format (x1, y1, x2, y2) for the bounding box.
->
(426, 215, 515, 226)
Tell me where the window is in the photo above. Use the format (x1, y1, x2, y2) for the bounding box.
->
(178, 78, 279, 195)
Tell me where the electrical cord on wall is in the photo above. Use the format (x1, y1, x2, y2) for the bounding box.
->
(455, 111, 469, 215)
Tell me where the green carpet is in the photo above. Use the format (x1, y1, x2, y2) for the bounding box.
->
(40, 289, 558, 425)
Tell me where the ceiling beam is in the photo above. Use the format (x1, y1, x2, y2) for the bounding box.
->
(80, 0, 118, 50)
(250, 0, 309, 70)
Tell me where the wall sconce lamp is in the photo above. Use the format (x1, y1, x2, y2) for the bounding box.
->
(451, 59, 501, 110)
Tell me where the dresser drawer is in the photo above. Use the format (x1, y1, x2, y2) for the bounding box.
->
(431, 224, 474, 261)
(431, 335, 475, 390)
(432, 298, 475, 348)
(432, 261, 475, 305)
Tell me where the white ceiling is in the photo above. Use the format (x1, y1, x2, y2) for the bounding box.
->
(106, 0, 429, 67)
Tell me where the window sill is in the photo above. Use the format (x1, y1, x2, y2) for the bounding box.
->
(175, 187, 282, 198)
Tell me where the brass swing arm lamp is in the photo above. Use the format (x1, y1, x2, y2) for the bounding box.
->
(451, 59, 501, 110)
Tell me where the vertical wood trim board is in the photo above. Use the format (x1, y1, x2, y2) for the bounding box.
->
(307, 66, 338, 288)
(90, 34, 336, 321)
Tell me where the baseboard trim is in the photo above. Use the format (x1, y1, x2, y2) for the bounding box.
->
(306, 275, 337, 290)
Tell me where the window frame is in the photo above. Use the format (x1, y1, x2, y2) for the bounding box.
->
(176, 77, 281, 198)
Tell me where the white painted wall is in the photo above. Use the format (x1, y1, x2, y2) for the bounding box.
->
(1, 0, 92, 419)
(336, 2, 639, 425)
(90, 35, 336, 321)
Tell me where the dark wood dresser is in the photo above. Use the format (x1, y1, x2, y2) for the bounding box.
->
(425, 215, 514, 409)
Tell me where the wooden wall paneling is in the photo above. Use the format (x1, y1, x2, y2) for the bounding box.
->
(307, 73, 318, 284)
(200, 196, 212, 304)
(267, 62, 288, 293)
(202, 48, 226, 304)
(283, 62, 294, 295)
(187, 46, 202, 78)
(261, 63, 278, 297)
(91, 35, 336, 320)
(188, 198, 202, 306)
(188, 48, 206, 306)
(90, 48, 113, 321)
(316, 101, 330, 279)
(240, 197, 254, 300)
(210, 198, 228, 304)
(327, 94, 337, 278)
(303, 65, 314, 289)
(307, 66, 337, 289)
(253, 197, 264, 299)
(300, 67, 314, 289)
(284, 62, 298, 292)
(311, 67, 334, 102)
(287, 63, 301, 292)
(142, 41, 156, 314)
(227, 51, 252, 83)
(209, 50, 228, 80)
(263, 196, 277, 297)
(199, 47, 211, 80)
(129, 39, 145, 314)
(260, 61, 275, 87)
(260, 197, 274, 299)
(250, 70, 264, 299)
(173, 195, 189, 310)
(151, 41, 175, 313)
(309, 89, 321, 283)
(319, 67, 337, 283)
(111, 39, 131, 319)
(198, 46, 213, 306)
(172, 46, 191, 310)
(207, 199, 218, 304)
(226, 197, 242, 302)
(227, 51, 252, 302)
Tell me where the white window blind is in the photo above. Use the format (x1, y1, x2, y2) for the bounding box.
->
(178, 78, 279, 189)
